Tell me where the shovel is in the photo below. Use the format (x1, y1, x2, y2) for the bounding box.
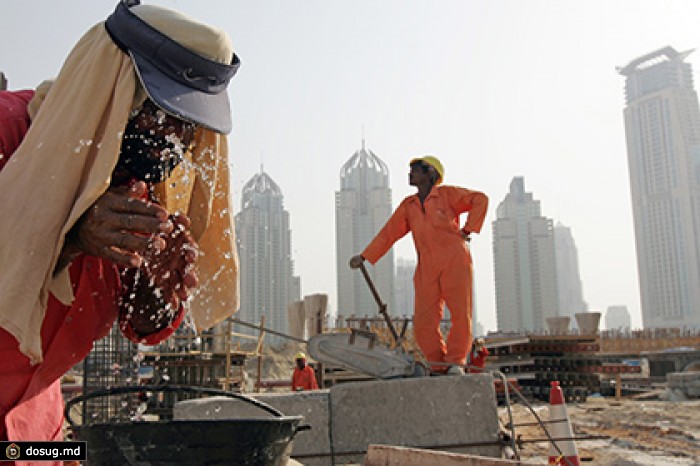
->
(357, 262, 403, 346)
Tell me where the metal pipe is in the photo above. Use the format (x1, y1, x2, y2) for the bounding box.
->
(229, 317, 307, 343)
(492, 370, 519, 459)
(517, 435, 609, 445)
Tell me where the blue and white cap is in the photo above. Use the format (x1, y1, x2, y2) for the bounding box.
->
(105, 1, 240, 134)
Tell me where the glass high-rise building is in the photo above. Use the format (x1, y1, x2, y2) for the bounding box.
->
(336, 142, 395, 316)
(235, 167, 300, 342)
(618, 46, 700, 328)
(554, 222, 588, 320)
(493, 177, 559, 332)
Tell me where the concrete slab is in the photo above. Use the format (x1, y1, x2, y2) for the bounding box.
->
(174, 391, 331, 466)
(174, 374, 501, 465)
(330, 374, 501, 464)
(365, 445, 538, 466)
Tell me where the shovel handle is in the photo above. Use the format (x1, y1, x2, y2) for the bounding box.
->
(358, 262, 400, 344)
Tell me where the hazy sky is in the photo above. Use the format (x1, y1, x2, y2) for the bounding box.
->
(5, 0, 700, 332)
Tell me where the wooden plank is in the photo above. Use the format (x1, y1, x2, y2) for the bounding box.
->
(364, 445, 538, 466)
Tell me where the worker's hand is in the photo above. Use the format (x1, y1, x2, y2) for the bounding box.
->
(66, 181, 174, 268)
(120, 213, 199, 336)
(349, 255, 365, 269)
(119, 266, 180, 336)
(143, 213, 199, 302)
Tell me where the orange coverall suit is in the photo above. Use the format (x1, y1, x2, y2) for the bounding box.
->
(362, 185, 488, 369)
(292, 365, 319, 391)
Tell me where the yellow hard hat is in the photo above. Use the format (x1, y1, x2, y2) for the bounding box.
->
(409, 155, 444, 185)
(295, 352, 306, 360)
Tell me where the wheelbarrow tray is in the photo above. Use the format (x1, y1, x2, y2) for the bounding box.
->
(73, 417, 303, 466)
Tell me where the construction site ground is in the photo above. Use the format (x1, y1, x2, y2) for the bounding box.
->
(503, 397, 700, 465)
(245, 343, 700, 465)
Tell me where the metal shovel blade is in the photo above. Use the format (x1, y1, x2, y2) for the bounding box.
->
(308, 333, 417, 379)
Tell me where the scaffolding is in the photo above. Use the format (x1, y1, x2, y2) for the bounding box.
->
(141, 316, 266, 393)
(79, 317, 267, 422)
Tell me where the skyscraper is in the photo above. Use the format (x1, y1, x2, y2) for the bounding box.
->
(493, 177, 559, 332)
(605, 305, 632, 331)
(394, 257, 415, 317)
(336, 142, 395, 316)
(554, 222, 588, 320)
(618, 46, 700, 328)
(235, 167, 300, 340)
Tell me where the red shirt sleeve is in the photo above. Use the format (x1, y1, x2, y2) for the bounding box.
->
(118, 304, 185, 345)
(0, 90, 34, 170)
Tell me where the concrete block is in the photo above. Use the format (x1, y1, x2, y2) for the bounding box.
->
(174, 391, 332, 466)
(575, 312, 601, 335)
(288, 300, 306, 339)
(668, 371, 700, 390)
(365, 445, 538, 466)
(545, 317, 570, 335)
(330, 374, 501, 464)
(304, 294, 328, 337)
(669, 389, 687, 401)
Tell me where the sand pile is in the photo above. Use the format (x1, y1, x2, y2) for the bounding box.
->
(241, 340, 310, 385)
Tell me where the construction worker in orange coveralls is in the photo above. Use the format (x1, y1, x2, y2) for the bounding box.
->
(350, 156, 488, 375)
(467, 337, 490, 373)
(292, 352, 319, 391)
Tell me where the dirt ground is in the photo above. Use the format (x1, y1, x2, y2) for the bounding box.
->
(501, 397, 700, 465)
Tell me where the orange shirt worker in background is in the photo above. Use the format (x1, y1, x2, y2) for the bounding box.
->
(468, 337, 490, 373)
(350, 156, 488, 375)
(292, 352, 319, 391)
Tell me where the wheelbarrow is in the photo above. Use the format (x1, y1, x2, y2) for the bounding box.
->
(65, 385, 309, 465)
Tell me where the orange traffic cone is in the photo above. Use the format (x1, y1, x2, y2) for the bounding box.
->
(547, 381, 580, 466)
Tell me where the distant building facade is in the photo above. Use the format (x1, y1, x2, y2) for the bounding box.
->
(619, 46, 700, 328)
(493, 177, 559, 332)
(605, 305, 632, 331)
(336, 142, 395, 316)
(394, 258, 415, 317)
(554, 222, 588, 319)
(235, 168, 300, 341)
